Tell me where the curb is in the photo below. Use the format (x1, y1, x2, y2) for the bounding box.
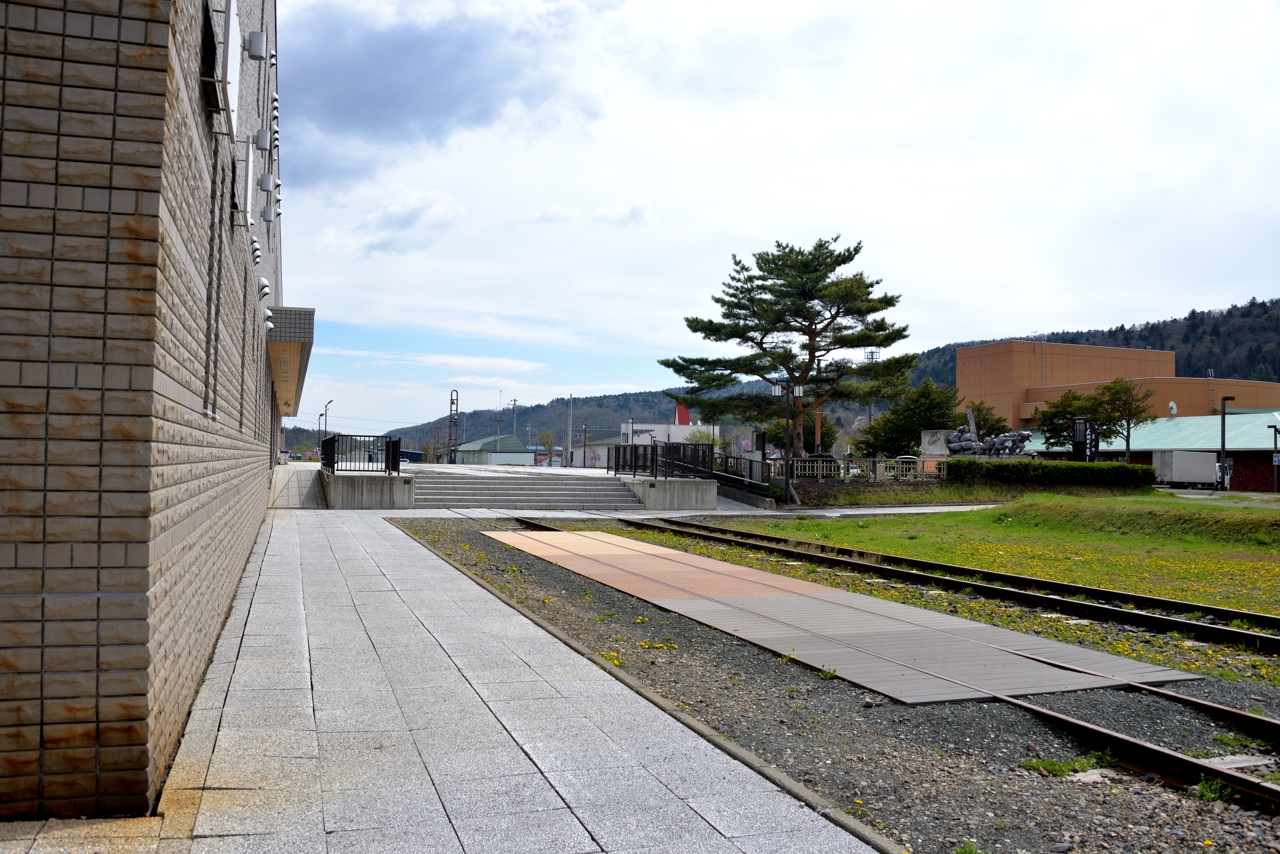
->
(404, 527, 905, 854)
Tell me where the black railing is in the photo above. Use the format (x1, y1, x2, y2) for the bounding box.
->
(320, 434, 401, 474)
(712, 452, 772, 495)
(608, 443, 715, 479)
(608, 444, 772, 496)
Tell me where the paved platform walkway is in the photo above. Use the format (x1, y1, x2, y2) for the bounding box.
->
(487, 530, 1196, 705)
(0, 511, 873, 853)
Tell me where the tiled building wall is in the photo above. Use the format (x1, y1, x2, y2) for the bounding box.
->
(0, 0, 277, 817)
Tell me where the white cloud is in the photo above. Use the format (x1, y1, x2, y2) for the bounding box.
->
(311, 348, 548, 372)
(280, 0, 1280, 426)
(594, 202, 652, 226)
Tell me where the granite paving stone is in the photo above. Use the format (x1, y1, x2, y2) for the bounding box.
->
(19, 511, 876, 852)
(450, 809, 600, 854)
(320, 787, 448, 831)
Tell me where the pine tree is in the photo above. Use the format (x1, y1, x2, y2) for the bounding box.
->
(660, 237, 914, 454)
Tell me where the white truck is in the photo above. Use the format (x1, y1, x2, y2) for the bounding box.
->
(1153, 450, 1219, 488)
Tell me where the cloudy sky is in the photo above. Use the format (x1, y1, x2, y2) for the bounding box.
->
(277, 0, 1280, 434)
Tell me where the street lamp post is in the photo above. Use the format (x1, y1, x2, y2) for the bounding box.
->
(1270, 425, 1279, 495)
(1219, 396, 1235, 491)
(814, 359, 823, 454)
(323, 399, 333, 437)
(581, 423, 587, 468)
(628, 417, 634, 444)
(772, 380, 802, 506)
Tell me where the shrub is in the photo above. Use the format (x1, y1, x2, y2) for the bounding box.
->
(946, 457, 1156, 487)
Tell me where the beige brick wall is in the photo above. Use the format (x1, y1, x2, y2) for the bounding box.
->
(0, 0, 277, 817)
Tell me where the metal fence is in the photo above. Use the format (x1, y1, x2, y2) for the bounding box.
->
(784, 457, 947, 482)
(321, 434, 402, 474)
(607, 443, 946, 492)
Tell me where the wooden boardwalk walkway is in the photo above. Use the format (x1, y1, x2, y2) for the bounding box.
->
(484, 531, 1198, 705)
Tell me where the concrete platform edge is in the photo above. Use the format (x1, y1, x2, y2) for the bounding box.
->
(396, 524, 905, 854)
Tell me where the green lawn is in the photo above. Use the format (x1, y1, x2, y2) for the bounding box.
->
(721, 493, 1280, 615)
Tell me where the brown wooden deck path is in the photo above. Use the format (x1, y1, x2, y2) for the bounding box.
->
(483, 530, 1198, 705)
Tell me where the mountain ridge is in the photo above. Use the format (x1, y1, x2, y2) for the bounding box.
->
(284, 299, 1280, 452)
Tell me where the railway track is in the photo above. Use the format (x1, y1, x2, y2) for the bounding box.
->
(628, 516, 1280, 653)
(513, 516, 1280, 812)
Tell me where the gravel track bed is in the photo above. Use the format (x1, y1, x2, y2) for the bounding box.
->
(393, 518, 1280, 854)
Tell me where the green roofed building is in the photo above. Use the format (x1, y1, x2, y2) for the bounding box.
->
(456, 435, 535, 465)
(1025, 411, 1280, 492)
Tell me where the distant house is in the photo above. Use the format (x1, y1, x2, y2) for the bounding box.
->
(456, 435, 535, 465)
(621, 403, 719, 444)
(581, 434, 626, 468)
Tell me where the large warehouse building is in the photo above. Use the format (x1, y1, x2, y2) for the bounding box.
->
(957, 341, 1280, 429)
(0, 0, 309, 817)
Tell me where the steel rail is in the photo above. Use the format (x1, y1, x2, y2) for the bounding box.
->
(620, 518, 1280, 742)
(526, 518, 1280, 746)
(507, 519, 1280, 811)
(622, 517, 1280, 654)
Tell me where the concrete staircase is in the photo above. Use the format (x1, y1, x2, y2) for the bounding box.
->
(413, 472, 646, 510)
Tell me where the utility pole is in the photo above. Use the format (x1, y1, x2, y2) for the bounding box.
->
(581, 422, 587, 468)
(565, 394, 573, 468)
(510, 399, 518, 441)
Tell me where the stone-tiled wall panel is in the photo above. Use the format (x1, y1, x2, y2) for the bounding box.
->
(0, 0, 279, 817)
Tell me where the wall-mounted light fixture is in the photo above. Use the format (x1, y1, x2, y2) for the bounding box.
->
(245, 31, 267, 61)
(265, 321, 274, 331)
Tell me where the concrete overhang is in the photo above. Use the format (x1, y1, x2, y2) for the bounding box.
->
(265, 306, 314, 417)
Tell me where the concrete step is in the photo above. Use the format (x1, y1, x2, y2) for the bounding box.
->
(413, 503, 643, 510)
(417, 491, 640, 496)
(414, 481, 624, 486)
(413, 473, 644, 509)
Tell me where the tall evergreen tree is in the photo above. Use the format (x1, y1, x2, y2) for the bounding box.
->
(660, 237, 914, 453)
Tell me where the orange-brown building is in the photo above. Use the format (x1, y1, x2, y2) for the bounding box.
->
(956, 341, 1280, 428)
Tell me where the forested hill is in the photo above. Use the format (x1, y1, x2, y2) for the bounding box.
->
(371, 298, 1279, 453)
(384, 381, 773, 451)
(910, 297, 1280, 388)
(387, 390, 684, 451)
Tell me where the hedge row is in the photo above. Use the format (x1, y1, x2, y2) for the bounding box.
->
(946, 457, 1157, 487)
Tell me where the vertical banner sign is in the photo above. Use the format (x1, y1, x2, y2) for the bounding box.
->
(1072, 417, 1099, 463)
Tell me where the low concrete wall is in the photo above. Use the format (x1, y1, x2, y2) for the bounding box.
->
(717, 483, 776, 510)
(622, 478, 718, 511)
(321, 470, 416, 509)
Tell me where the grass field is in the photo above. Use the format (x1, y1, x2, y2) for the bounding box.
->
(722, 493, 1280, 616)
(788, 480, 1159, 506)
